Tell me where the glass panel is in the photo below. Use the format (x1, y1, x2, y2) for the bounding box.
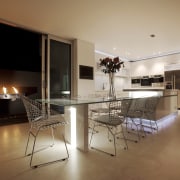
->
(50, 39, 71, 98)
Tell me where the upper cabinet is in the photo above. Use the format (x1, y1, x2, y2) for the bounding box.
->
(164, 63, 180, 71)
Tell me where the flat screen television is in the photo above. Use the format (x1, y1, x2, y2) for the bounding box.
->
(79, 65, 94, 80)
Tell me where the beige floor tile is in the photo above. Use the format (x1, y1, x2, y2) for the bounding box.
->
(0, 112, 180, 180)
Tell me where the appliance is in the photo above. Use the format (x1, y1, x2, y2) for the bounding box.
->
(164, 63, 180, 89)
(165, 82, 173, 89)
(131, 78, 141, 84)
(141, 76, 151, 86)
(164, 70, 180, 89)
(131, 77, 141, 87)
(151, 75, 164, 87)
(164, 64, 180, 109)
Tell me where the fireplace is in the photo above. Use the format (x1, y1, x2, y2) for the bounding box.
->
(0, 70, 41, 125)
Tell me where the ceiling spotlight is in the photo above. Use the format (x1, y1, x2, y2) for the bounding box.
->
(150, 34, 155, 38)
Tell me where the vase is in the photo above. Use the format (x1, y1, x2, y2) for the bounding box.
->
(108, 72, 116, 99)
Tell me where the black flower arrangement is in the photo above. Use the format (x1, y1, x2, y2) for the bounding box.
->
(99, 57, 124, 74)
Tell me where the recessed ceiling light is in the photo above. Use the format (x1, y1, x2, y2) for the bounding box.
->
(150, 34, 155, 38)
(125, 52, 131, 55)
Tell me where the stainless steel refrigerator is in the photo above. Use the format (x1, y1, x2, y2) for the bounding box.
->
(165, 70, 180, 109)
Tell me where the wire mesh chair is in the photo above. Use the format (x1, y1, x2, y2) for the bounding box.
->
(126, 98, 147, 140)
(89, 99, 128, 156)
(88, 94, 109, 134)
(21, 95, 69, 168)
(117, 98, 139, 143)
(141, 96, 160, 133)
(126, 97, 160, 138)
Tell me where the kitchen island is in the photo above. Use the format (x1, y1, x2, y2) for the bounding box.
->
(123, 88, 178, 120)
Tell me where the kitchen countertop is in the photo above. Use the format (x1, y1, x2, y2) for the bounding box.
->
(123, 88, 165, 91)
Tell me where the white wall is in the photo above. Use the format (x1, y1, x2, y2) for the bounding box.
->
(74, 39, 95, 97)
(130, 54, 180, 77)
(94, 53, 180, 91)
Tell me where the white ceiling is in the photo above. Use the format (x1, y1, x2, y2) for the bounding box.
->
(0, 0, 180, 61)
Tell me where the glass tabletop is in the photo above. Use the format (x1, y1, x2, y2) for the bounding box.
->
(37, 96, 130, 106)
(36, 93, 171, 107)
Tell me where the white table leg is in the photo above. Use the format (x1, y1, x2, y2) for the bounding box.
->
(65, 104, 89, 152)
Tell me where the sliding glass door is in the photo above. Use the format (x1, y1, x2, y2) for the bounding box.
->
(41, 35, 72, 101)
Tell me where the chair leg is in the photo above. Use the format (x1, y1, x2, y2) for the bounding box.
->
(107, 126, 117, 156)
(25, 131, 31, 156)
(27, 129, 69, 169)
(90, 124, 128, 156)
(132, 118, 146, 138)
(89, 123, 96, 146)
(51, 127, 55, 147)
(133, 121, 141, 141)
(62, 134, 69, 159)
(120, 124, 128, 150)
(154, 121, 158, 132)
(149, 120, 156, 133)
(30, 131, 39, 168)
(125, 119, 140, 143)
(150, 120, 158, 133)
(140, 119, 147, 137)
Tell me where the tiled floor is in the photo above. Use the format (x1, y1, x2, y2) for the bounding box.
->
(0, 112, 180, 180)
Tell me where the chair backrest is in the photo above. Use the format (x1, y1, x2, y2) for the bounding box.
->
(108, 99, 131, 121)
(108, 100, 121, 121)
(21, 95, 46, 123)
(143, 96, 160, 120)
(126, 96, 160, 120)
(127, 97, 146, 118)
(119, 98, 132, 116)
(144, 96, 159, 111)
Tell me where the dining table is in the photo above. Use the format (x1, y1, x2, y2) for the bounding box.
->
(38, 96, 128, 152)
